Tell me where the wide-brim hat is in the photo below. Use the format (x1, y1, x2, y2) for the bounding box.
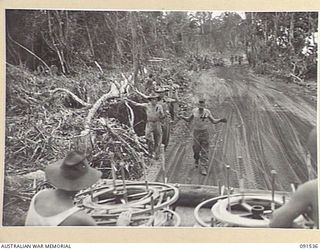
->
(160, 85, 172, 89)
(154, 87, 169, 93)
(172, 83, 181, 90)
(45, 151, 102, 191)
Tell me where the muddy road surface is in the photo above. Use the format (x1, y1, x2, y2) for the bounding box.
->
(158, 65, 317, 192)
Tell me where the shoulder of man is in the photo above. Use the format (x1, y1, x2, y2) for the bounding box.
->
(289, 179, 318, 207)
(298, 180, 317, 197)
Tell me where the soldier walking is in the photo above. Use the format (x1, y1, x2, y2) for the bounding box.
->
(126, 94, 165, 159)
(155, 85, 178, 150)
(230, 55, 234, 65)
(178, 99, 227, 175)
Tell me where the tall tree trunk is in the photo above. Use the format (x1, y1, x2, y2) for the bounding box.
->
(47, 11, 66, 74)
(104, 13, 123, 64)
(289, 12, 295, 53)
(274, 12, 279, 38)
(264, 21, 268, 45)
(153, 16, 157, 41)
(85, 20, 95, 58)
(129, 12, 139, 84)
(245, 12, 258, 67)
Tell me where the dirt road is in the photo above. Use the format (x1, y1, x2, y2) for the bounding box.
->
(158, 65, 317, 192)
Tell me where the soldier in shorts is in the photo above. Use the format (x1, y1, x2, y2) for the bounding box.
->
(155, 87, 177, 150)
(126, 94, 165, 159)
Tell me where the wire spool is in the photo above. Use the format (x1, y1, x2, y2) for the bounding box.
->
(194, 193, 306, 228)
(211, 193, 305, 228)
(75, 181, 179, 225)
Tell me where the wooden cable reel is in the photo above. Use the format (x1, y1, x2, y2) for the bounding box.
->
(194, 192, 306, 228)
(194, 168, 307, 228)
(75, 181, 180, 226)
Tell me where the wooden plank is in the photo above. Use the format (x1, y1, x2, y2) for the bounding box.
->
(173, 183, 289, 208)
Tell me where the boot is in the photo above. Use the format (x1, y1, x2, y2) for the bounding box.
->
(200, 166, 208, 176)
(154, 153, 160, 161)
(195, 159, 199, 168)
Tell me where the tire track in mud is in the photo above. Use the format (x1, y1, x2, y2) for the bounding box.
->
(245, 79, 292, 190)
(248, 98, 301, 191)
(238, 74, 277, 185)
(270, 103, 311, 173)
(263, 109, 309, 187)
(155, 141, 185, 183)
(252, 71, 314, 188)
(250, 108, 272, 190)
(242, 81, 278, 191)
(214, 66, 316, 191)
(247, 74, 313, 190)
(203, 111, 231, 186)
(222, 81, 258, 189)
(157, 66, 315, 191)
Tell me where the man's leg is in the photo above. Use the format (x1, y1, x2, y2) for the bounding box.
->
(199, 130, 209, 175)
(165, 122, 171, 149)
(145, 122, 154, 157)
(192, 130, 201, 168)
(161, 124, 167, 148)
(169, 102, 175, 120)
(154, 123, 163, 160)
(161, 122, 170, 150)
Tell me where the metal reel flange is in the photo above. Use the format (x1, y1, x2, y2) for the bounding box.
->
(75, 182, 179, 219)
(194, 195, 228, 227)
(211, 193, 304, 228)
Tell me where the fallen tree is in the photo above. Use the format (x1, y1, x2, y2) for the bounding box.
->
(5, 64, 147, 181)
(4, 56, 194, 225)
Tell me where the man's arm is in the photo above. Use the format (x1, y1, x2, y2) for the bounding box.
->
(134, 89, 150, 99)
(64, 210, 97, 226)
(116, 210, 132, 226)
(178, 113, 194, 122)
(269, 181, 315, 228)
(207, 110, 227, 124)
(125, 98, 147, 108)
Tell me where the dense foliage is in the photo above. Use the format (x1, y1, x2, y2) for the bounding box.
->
(245, 12, 318, 80)
(6, 10, 317, 82)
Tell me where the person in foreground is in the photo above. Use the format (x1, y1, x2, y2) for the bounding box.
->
(25, 151, 102, 226)
(269, 128, 318, 228)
